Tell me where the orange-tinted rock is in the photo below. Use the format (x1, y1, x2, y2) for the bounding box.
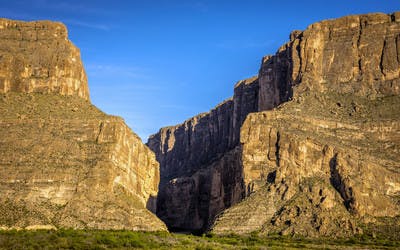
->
(213, 92, 400, 237)
(0, 18, 89, 100)
(258, 12, 400, 111)
(0, 19, 166, 231)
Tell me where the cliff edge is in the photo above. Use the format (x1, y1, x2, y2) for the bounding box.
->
(0, 18, 89, 100)
(149, 12, 400, 237)
(0, 19, 166, 231)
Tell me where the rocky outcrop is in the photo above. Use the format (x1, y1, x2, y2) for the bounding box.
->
(258, 12, 400, 111)
(213, 12, 400, 237)
(150, 12, 400, 237)
(0, 19, 166, 231)
(213, 91, 400, 237)
(0, 18, 89, 100)
(147, 77, 258, 232)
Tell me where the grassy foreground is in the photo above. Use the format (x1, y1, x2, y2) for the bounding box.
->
(0, 230, 399, 250)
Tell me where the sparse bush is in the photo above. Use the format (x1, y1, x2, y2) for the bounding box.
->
(0, 229, 399, 249)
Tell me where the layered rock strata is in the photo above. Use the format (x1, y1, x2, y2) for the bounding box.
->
(258, 12, 400, 111)
(0, 18, 89, 100)
(147, 77, 258, 232)
(149, 12, 400, 237)
(213, 91, 400, 237)
(0, 19, 165, 231)
(214, 12, 400, 237)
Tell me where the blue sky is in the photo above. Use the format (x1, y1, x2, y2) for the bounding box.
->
(2, 0, 399, 140)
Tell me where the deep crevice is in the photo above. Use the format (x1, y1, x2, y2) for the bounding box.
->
(396, 35, 400, 65)
(267, 170, 277, 184)
(357, 18, 363, 78)
(329, 154, 355, 212)
(380, 39, 387, 76)
(275, 131, 281, 167)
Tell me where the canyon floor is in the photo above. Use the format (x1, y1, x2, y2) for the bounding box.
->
(0, 229, 399, 250)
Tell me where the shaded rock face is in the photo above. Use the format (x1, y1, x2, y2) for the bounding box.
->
(156, 147, 244, 232)
(0, 19, 165, 231)
(150, 12, 400, 237)
(147, 77, 258, 232)
(0, 18, 89, 100)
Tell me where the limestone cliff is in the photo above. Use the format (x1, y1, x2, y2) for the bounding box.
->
(0, 18, 89, 100)
(213, 91, 400, 237)
(149, 12, 400, 237)
(0, 19, 166, 231)
(258, 12, 400, 110)
(147, 77, 258, 232)
(213, 12, 400, 237)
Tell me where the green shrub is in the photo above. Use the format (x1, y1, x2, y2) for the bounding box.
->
(0, 229, 399, 249)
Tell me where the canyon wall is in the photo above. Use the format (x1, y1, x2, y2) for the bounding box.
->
(149, 12, 400, 237)
(213, 92, 400, 237)
(0, 19, 166, 231)
(147, 77, 258, 232)
(258, 12, 400, 111)
(214, 12, 400, 237)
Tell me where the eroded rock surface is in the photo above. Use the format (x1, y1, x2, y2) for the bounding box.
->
(150, 12, 400, 237)
(0, 19, 166, 231)
(213, 92, 400, 237)
(147, 77, 258, 232)
(0, 18, 89, 100)
(258, 12, 400, 111)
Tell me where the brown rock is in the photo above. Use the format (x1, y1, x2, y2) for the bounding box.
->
(149, 12, 400, 237)
(258, 12, 400, 111)
(156, 147, 244, 232)
(0, 19, 166, 231)
(213, 92, 400, 236)
(0, 18, 89, 100)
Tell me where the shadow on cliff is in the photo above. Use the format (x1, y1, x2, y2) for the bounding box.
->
(147, 78, 261, 234)
(155, 146, 246, 234)
(146, 195, 157, 214)
(148, 49, 298, 233)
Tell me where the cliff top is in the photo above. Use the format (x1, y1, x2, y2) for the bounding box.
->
(0, 18, 89, 100)
(149, 76, 258, 139)
(0, 18, 68, 40)
(308, 11, 400, 30)
(234, 76, 258, 88)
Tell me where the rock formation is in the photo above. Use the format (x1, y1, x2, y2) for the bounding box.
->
(147, 77, 258, 232)
(149, 12, 400, 237)
(0, 18, 89, 100)
(258, 12, 400, 111)
(0, 18, 166, 231)
(213, 92, 400, 237)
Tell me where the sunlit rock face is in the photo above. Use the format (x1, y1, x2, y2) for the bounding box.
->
(214, 11, 400, 237)
(0, 19, 166, 231)
(214, 92, 400, 237)
(150, 12, 400, 237)
(258, 12, 400, 111)
(0, 18, 89, 100)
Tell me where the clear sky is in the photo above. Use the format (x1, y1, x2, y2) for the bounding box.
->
(2, 0, 399, 140)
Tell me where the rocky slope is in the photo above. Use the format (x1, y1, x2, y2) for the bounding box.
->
(213, 91, 400, 237)
(149, 12, 400, 237)
(0, 19, 166, 231)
